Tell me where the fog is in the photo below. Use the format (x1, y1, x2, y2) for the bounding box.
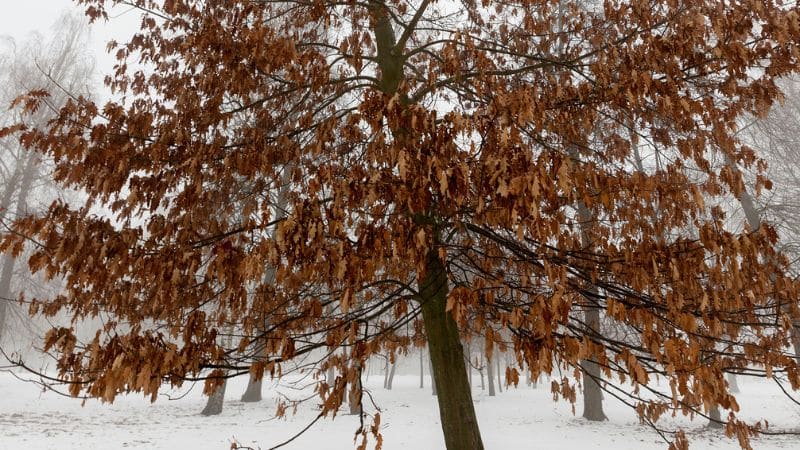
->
(1, 1, 139, 97)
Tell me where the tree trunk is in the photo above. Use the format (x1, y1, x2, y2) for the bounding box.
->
(370, 5, 482, 445)
(429, 356, 437, 396)
(575, 195, 607, 422)
(419, 248, 484, 450)
(240, 373, 263, 402)
(465, 343, 473, 388)
(496, 355, 502, 393)
(383, 357, 390, 388)
(386, 361, 397, 390)
(581, 301, 607, 421)
(240, 172, 290, 403)
(707, 404, 723, 429)
(0, 153, 38, 344)
(201, 379, 227, 416)
(349, 362, 362, 416)
(0, 254, 15, 344)
(478, 356, 485, 391)
(730, 158, 800, 363)
(0, 190, 17, 344)
(727, 373, 740, 394)
(419, 348, 424, 388)
(487, 354, 496, 396)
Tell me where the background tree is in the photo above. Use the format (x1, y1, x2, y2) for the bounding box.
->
(744, 77, 800, 272)
(0, 12, 93, 351)
(726, 76, 800, 364)
(4, 1, 800, 450)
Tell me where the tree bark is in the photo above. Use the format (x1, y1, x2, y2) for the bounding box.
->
(419, 248, 484, 450)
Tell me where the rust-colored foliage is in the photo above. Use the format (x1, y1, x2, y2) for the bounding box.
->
(4, 0, 800, 448)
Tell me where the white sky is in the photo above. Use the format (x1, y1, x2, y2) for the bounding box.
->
(0, 0, 142, 97)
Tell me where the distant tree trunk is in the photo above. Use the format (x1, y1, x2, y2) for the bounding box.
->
(478, 355, 485, 391)
(496, 355, 502, 393)
(420, 247, 483, 449)
(708, 404, 723, 429)
(201, 378, 228, 416)
(465, 343, 473, 387)
(327, 365, 336, 386)
(349, 362, 362, 415)
(429, 356, 437, 396)
(346, 344, 363, 415)
(792, 333, 800, 365)
(727, 373, 740, 393)
(576, 197, 607, 422)
(0, 153, 37, 343)
(201, 328, 234, 415)
(383, 356, 390, 388)
(386, 361, 397, 390)
(487, 354, 496, 396)
(419, 348, 424, 388)
(581, 293, 607, 421)
(240, 373, 263, 403)
(241, 175, 290, 403)
(0, 256, 13, 342)
(730, 159, 800, 362)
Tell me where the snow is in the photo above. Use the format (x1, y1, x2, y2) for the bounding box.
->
(1, 371, 799, 449)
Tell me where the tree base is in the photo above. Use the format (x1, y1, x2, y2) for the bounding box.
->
(240, 377, 263, 403)
(582, 411, 608, 422)
(201, 380, 227, 416)
(707, 405, 724, 429)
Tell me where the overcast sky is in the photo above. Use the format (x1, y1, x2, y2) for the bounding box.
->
(0, 1, 80, 38)
(0, 0, 142, 95)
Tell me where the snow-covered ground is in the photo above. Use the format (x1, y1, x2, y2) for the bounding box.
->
(1, 371, 799, 449)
